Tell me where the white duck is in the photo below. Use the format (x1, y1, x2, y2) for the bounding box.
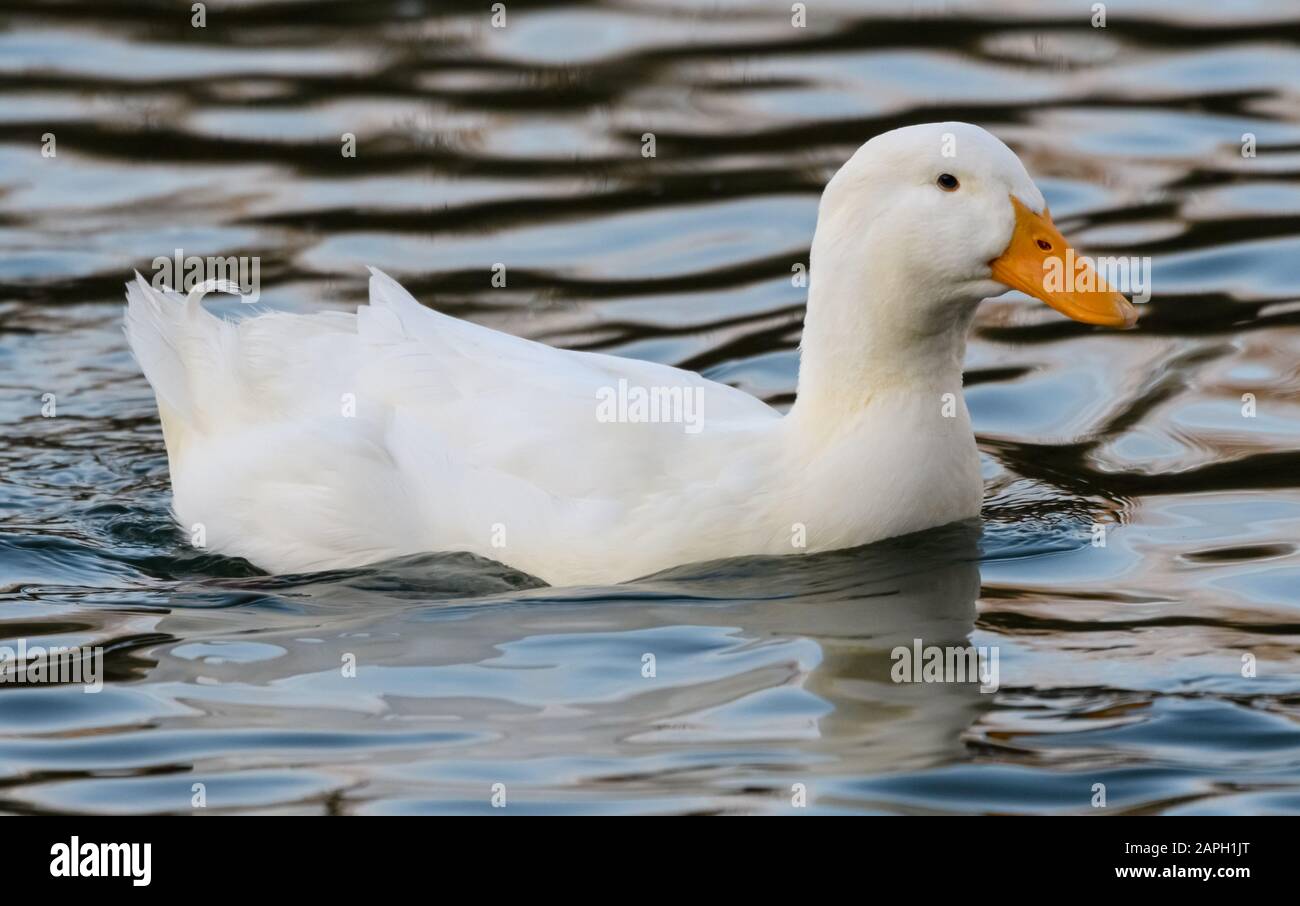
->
(125, 122, 1135, 586)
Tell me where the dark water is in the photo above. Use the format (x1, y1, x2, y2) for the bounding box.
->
(2, 0, 1300, 815)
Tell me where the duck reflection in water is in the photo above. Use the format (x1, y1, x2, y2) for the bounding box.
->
(131, 520, 992, 788)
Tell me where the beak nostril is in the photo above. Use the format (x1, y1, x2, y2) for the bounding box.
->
(1036, 239, 1053, 252)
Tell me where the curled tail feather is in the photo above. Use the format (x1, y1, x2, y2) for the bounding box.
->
(123, 274, 238, 466)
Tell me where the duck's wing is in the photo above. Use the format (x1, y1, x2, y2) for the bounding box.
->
(126, 269, 779, 546)
(353, 268, 780, 499)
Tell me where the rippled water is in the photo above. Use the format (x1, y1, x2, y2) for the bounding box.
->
(2, 0, 1299, 815)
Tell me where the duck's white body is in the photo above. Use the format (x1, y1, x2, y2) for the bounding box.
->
(125, 123, 1131, 586)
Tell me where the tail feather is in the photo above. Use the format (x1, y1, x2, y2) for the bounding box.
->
(123, 273, 231, 466)
(123, 273, 197, 418)
(125, 273, 364, 465)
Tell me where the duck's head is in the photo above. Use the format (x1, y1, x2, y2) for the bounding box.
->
(807, 122, 1135, 345)
(794, 122, 1137, 411)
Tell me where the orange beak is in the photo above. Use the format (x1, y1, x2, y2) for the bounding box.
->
(990, 196, 1137, 328)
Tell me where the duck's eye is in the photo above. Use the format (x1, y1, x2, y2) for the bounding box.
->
(936, 173, 960, 192)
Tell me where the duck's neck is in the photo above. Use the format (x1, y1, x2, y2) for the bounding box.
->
(788, 235, 976, 429)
